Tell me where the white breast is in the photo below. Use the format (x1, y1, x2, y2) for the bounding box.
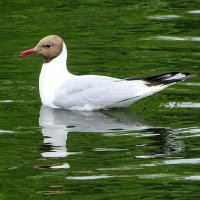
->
(39, 43, 72, 107)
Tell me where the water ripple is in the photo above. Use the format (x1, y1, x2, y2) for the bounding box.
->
(165, 102, 200, 108)
(0, 129, 14, 134)
(66, 175, 114, 180)
(135, 154, 166, 159)
(93, 148, 129, 152)
(184, 83, 200, 86)
(187, 10, 200, 14)
(145, 36, 200, 42)
(148, 15, 180, 20)
(37, 190, 65, 195)
(97, 166, 132, 171)
(163, 158, 200, 165)
(50, 163, 70, 169)
(138, 174, 169, 179)
(184, 175, 200, 180)
(0, 100, 24, 103)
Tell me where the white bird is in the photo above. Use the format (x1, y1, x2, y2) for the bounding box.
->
(20, 35, 192, 111)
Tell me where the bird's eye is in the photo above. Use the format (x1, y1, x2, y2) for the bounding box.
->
(45, 43, 52, 48)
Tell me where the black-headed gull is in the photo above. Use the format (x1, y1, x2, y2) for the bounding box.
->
(20, 35, 192, 111)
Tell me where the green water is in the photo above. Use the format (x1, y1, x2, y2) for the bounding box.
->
(0, 0, 200, 199)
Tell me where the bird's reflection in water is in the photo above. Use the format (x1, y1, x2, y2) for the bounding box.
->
(39, 105, 150, 133)
(39, 106, 151, 168)
(39, 106, 184, 169)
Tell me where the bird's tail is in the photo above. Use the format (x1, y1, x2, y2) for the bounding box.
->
(142, 72, 193, 86)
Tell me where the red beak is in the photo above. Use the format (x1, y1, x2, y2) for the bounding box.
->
(20, 48, 38, 56)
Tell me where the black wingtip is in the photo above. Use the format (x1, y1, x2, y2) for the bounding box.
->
(144, 72, 193, 86)
(126, 72, 194, 86)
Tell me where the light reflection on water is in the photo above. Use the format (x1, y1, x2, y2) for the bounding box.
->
(66, 175, 114, 180)
(187, 10, 200, 14)
(146, 36, 200, 41)
(184, 176, 200, 180)
(0, 129, 14, 134)
(165, 102, 200, 108)
(163, 158, 200, 165)
(147, 15, 180, 20)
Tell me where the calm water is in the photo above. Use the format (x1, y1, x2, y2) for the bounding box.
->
(0, 0, 200, 199)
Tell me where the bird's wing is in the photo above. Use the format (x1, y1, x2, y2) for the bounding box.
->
(54, 75, 162, 110)
(54, 72, 191, 110)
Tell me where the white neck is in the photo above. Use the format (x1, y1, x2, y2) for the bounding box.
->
(39, 42, 72, 107)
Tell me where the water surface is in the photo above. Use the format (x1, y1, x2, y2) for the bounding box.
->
(0, 0, 200, 199)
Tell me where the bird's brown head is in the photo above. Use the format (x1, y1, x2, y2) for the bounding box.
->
(20, 35, 64, 63)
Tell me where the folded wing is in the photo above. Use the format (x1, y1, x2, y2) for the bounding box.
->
(54, 72, 191, 110)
